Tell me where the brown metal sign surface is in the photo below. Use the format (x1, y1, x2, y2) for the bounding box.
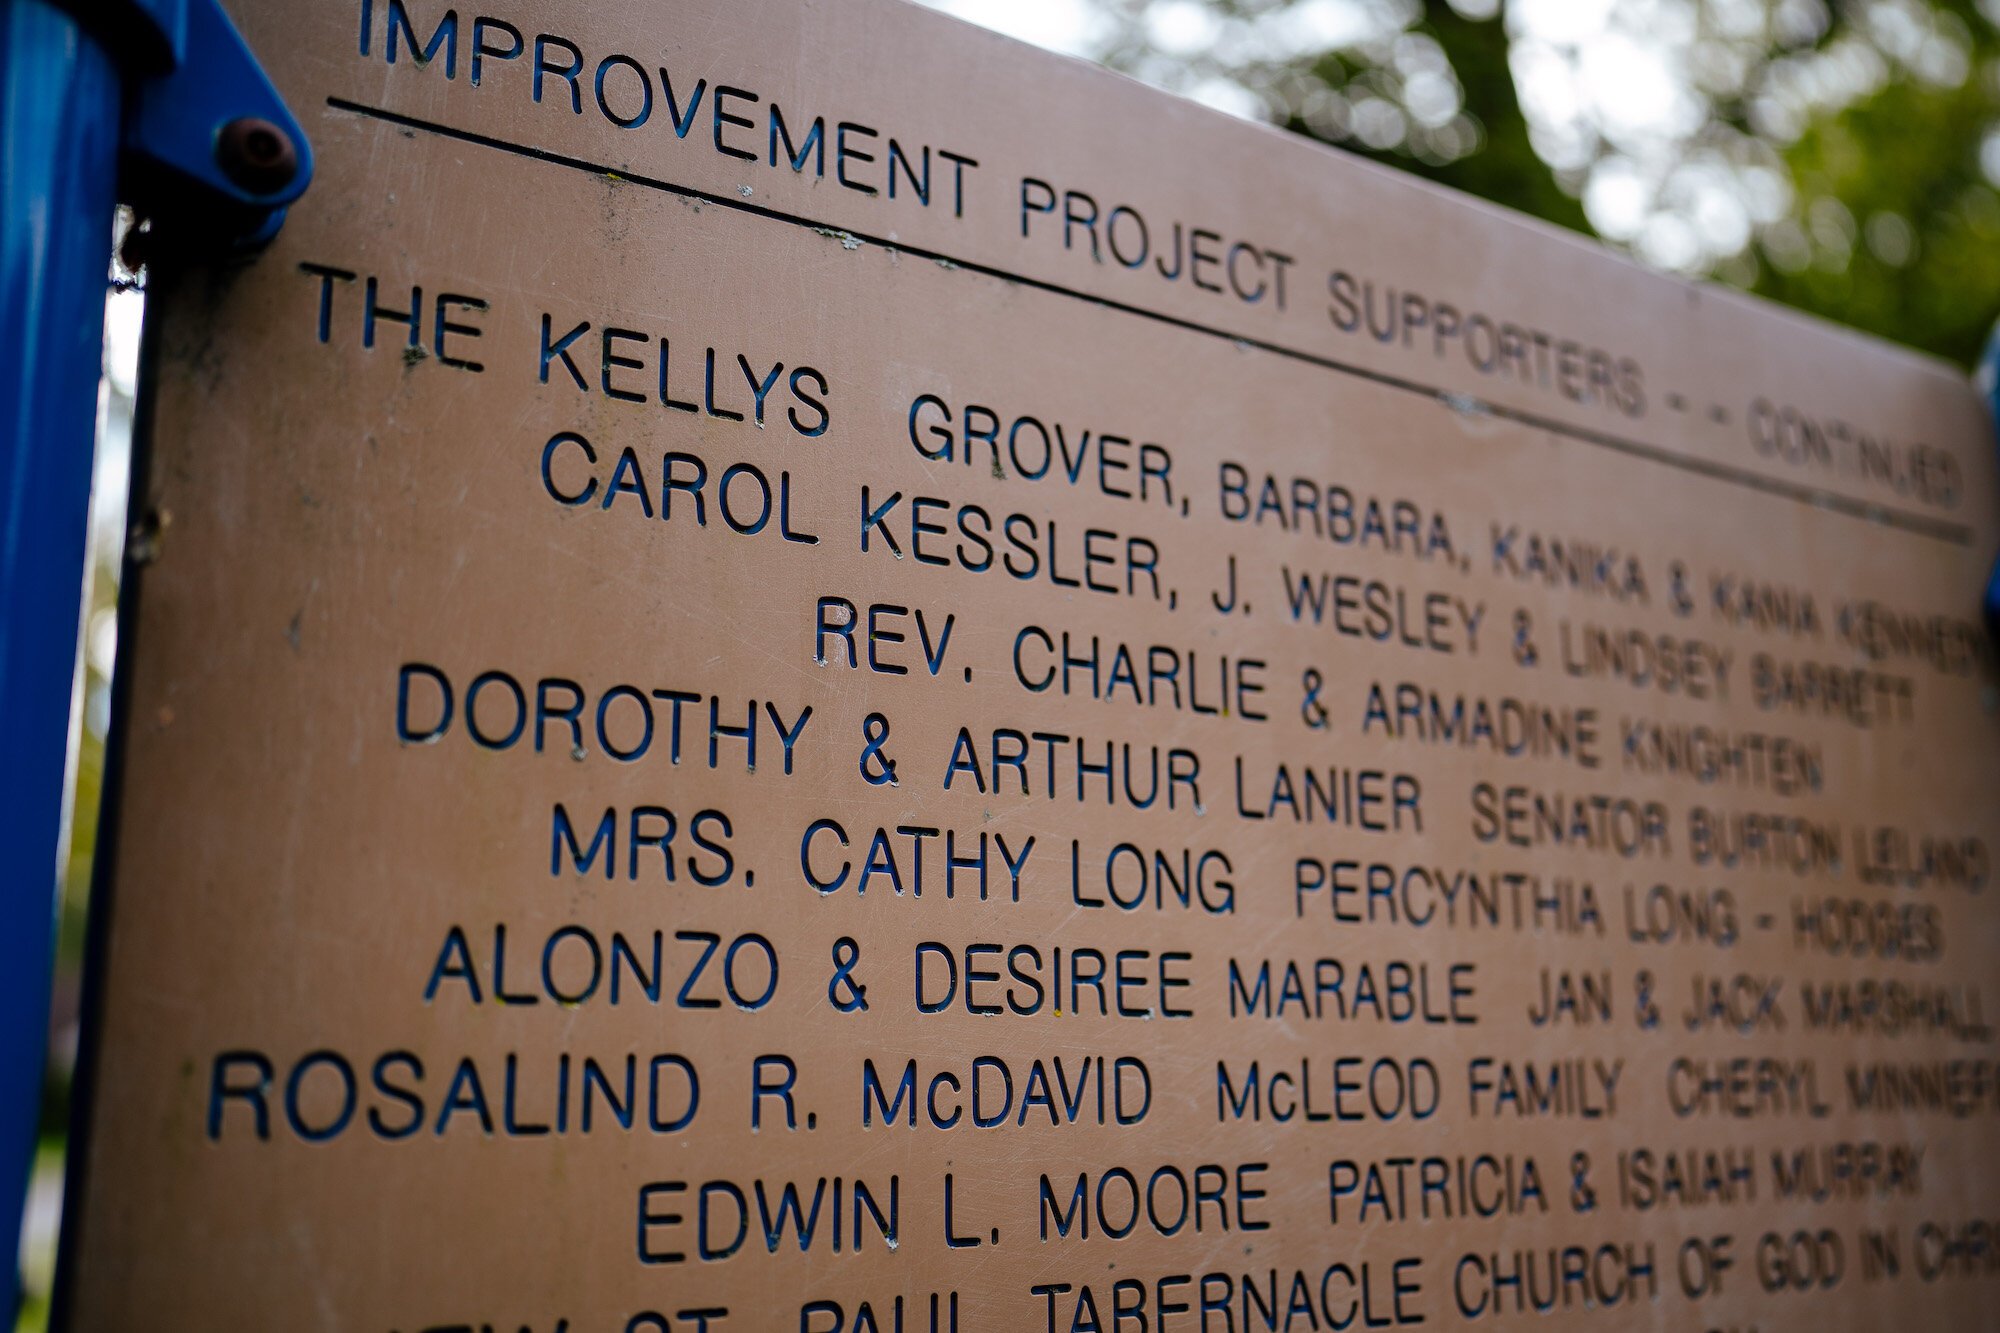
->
(65, 0, 2000, 1328)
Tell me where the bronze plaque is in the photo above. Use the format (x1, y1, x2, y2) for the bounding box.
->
(65, 0, 2000, 1327)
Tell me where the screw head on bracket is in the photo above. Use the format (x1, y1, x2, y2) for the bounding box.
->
(215, 117, 299, 196)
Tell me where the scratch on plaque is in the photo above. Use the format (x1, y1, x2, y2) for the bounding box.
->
(812, 226, 864, 250)
(286, 611, 302, 652)
(934, 257, 959, 270)
(1442, 391, 1489, 418)
(286, 1218, 338, 1330)
(738, 184, 754, 197)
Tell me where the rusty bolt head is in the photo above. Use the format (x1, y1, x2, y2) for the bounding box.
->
(215, 117, 299, 195)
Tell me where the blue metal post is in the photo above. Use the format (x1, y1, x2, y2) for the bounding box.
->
(1984, 325, 2000, 640)
(0, 0, 310, 1314)
(0, 0, 122, 1314)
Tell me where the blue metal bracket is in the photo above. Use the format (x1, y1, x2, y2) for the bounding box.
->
(0, 0, 310, 1318)
(114, 0, 315, 248)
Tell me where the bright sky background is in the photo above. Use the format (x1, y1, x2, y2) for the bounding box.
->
(923, 0, 1110, 57)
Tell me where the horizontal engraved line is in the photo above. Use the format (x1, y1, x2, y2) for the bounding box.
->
(326, 95, 1973, 548)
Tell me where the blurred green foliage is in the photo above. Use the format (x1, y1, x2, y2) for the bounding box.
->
(1100, 0, 2000, 366)
(1753, 39, 2000, 364)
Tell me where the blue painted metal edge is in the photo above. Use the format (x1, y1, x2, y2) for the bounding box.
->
(1980, 323, 2000, 641)
(0, 4, 123, 1317)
